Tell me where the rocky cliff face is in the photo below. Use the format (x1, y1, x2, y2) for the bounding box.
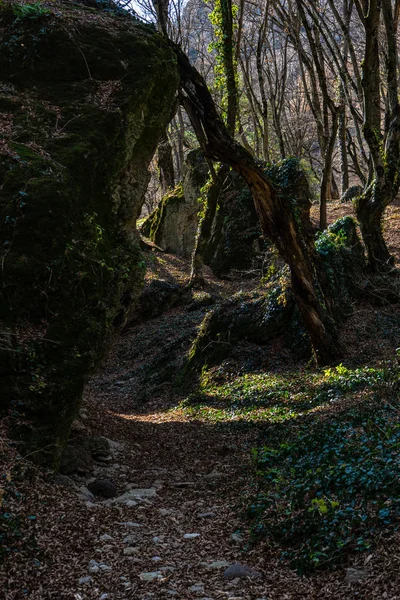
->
(0, 0, 178, 466)
(141, 149, 208, 258)
(142, 150, 267, 274)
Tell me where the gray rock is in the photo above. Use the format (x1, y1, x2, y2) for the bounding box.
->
(106, 438, 124, 452)
(197, 512, 215, 519)
(230, 532, 244, 544)
(115, 488, 156, 504)
(204, 561, 230, 570)
(345, 568, 366, 584)
(88, 480, 117, 499)
(78, 576, 93, 585)
(51, 473, 77, 489)
(88, 559, 100, 573)
(223, 563, 261, 580)
(189, 583, 205, 595)
(125, 500, 138, 507)
(71, 419, 87, 433)
(81, 436, 111, 461)
(78, 486, 95, 502)
(123, 534, 137, 544)
(136, 280, 183, 319)
(59, 445, 93, 475)
(124, 547, 139, 555)
(204, 472, 224, 481)
(183, 533, 200, 539)
(99, 534, 114, 542)
(153, 536, 162, 544)
(139, 571, 163, 581)
(140, 149, 208, 259)
(99, 563, 112, 571)
(341, 184, 363, 204)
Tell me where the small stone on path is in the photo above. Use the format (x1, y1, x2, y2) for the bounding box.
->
(223, 563, 261, 580)
(123, 547, 139, 556)
(203, 560, 230, 570)
(88, 559, 99, 573)
(87, 480, 117, 499)
(125, 500, 138, 507)
(189, 583, 205, 595)
(345, 568, 366, 584)
(139, 571, 163, 581)
(123, 534, 137, 544)
(183, 533, 200, 539)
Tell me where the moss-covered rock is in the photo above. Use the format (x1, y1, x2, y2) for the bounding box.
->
(202, 170, 266, 277)
(204, 158, 309, 278)
(0, 0, 178, 467)
(182, 217, 366, 378)
(141, 149, 208, 257)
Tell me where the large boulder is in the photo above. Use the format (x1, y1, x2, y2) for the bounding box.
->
(182, 217, 366, 377)
(0, 0, 179, 466)
(141, 149, 209, 258)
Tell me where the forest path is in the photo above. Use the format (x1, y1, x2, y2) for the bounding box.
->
(74, 391, 274, 600)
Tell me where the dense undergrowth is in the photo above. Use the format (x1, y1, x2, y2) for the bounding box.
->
(179, 352, 400, 573)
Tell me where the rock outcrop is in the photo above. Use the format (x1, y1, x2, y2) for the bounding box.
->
(141, 149, 208, 258)
(182, 216, 366, 376)
(142, 150, 268, 275)
(0, 0, 178, 466)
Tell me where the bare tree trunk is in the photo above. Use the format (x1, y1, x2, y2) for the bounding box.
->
(338, 104, 349, 194)
(355, 187, 395, 270)
(220, 0, 238, 135)
(174, 43, 340, 364)
(320, 108, 339, 229)
(354, 0, 399, 270)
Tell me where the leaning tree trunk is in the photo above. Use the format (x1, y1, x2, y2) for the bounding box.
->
(173, 42, 341, 364)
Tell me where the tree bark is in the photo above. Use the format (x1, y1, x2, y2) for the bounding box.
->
(174, 43, 341, 364)
(355, 188, 395, 270)
(354, 0, 399, 270)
